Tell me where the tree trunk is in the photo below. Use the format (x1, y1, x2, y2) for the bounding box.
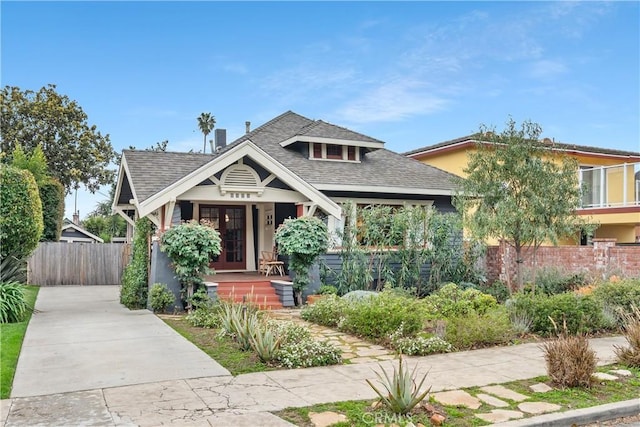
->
(515, 245, 524, 291)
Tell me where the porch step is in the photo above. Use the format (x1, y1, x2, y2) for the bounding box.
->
(216, 281, 283, 309)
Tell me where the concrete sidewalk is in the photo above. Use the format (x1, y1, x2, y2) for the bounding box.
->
(10, 286, 230, 398)
(1, 334, 627, 427)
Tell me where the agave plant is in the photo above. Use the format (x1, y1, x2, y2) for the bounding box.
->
(250, 324, 282, 362)
(230, 308, 260, 351)
(366, 355, 431, 414)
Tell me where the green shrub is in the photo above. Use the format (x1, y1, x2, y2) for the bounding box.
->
(318, 285, 338, 295)
(39, 179, 65, 241)
(276, 339, 341, 368)
(445, 308, 514, 350)
(593, 279, 640, 321)
(161, 220, 221, 309)
(186, 306, 221, 328)
(389, 330, 453, 356)
(0, 166, 43, 259)
(300, 294, 345, 327)
(120, 218, 153, 309)
(508, 292, 607, 336)
(340, 290, 426, 340)
(341, 290, 378, 302)
(0, 282, 29, 323)
(423, 283, 497, 319)
(526, 267, 588, 295)
(267, 320, 312, 344)
(149, 283, 176, 313)
(480, 280, 510, 303)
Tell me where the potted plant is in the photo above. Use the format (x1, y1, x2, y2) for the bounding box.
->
(306, 284, 338, 305)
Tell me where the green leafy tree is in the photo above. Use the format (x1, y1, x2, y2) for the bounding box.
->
(160, 221, 221, 310)
(275, 216, 329, 305)
(9, 144, 49, 186)
(1, 84, 116, 193)
(197, 112, 215, 153)
(39, 179, 65, 241)
(0, 166, 43, 259)
(454, 118, 593, 291)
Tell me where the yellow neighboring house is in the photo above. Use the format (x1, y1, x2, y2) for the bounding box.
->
(405, 136, 640, 244)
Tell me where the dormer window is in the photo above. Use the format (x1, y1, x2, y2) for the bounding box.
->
(310, 142, 360, 162)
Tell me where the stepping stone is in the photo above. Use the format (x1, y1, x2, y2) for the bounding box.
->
(356, 348, 390, 357)
(593, 372, 618, 381)
(480, 385, 529, 402)
(529, 383, 553, 393)
(476, 393, 509, 408)
(609, 369, 632, 377)
(377, 355, 396, 360)
(349, 357, 378, 364)
(432, 390, 481, 409)
(309, 411, 347, 427)
(518, 401, 562, 414)
(475, 409, 524, 423)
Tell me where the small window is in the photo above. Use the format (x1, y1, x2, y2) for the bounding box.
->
(347, 146, 356, 161)
(326, 144, 343, 160)
(313, 143, 322, 159)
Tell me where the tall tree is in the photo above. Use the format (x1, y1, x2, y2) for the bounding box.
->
(197, 112, 215, 153)
(1, 84, 116, 193)
(454, 118, 593, 291)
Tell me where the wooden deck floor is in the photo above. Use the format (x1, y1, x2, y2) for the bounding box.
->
(203, 272, 291, 283)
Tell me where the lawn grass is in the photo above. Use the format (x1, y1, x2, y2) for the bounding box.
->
(0, 285, 39, 399)
(274, 365, 640, 427)
(160, 315, 274, 375)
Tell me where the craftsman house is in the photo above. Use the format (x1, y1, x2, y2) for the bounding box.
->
(112, 111, 459, 307)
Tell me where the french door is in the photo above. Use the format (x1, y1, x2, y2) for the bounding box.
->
(199, 205, 246, 270)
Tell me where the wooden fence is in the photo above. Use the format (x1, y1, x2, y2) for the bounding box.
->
(28, 242, 131, 286)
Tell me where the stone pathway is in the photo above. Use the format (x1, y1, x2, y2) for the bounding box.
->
(268, 309, 397, 364)
(427, 368, 634, 425)
(281, 368, 636, 427)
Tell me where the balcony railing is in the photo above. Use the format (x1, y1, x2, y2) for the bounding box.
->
(578, 162, 640, 209)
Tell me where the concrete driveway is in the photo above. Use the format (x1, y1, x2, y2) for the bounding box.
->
(11, 286, 230, 398)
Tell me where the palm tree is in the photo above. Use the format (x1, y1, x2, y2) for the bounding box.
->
(197, 112, 216, 153)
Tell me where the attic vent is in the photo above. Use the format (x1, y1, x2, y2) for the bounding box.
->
(219, 165, 264, 196)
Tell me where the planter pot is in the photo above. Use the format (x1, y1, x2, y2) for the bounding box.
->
(306, 294, 324, 305)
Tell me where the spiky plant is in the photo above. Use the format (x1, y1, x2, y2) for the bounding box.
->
(0, 281, 28, 323)
(615, 305, 640, 367)
(0, 255, 27, 283)
(250, 325, 281, 362)
(366, 355, 431, 414)
(230, 308, 260, 351)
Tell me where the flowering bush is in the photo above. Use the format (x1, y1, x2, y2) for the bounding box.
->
(276, 339, 342, 368)
(267, 320, 311, 344)
(423, 283, 497, 319)
(300, 294, 345, 327)
(389, 329, 453, 356)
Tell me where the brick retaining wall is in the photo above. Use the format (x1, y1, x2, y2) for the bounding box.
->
(485, 239, 640, 285)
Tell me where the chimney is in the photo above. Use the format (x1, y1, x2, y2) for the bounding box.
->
(215, 129, 227, 151)
(73, 211, 80, 226)
(245, 121, 251, 134)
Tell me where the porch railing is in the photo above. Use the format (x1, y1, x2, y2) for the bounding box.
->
(578, 162, 640, 209)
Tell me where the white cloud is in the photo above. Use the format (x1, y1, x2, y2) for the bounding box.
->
(528, 59, 568, 79)
(338, 78, 449, 123)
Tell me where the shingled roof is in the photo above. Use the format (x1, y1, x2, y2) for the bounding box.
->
(404, 134, 640, 158)
(121, 111, 458, 204)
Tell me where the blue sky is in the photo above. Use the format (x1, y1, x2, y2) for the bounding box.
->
(2, 1, 639, 220)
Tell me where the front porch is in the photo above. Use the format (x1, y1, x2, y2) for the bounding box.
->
(203, 272, 294, 310)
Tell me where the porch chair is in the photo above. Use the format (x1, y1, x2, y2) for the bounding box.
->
(259, 248, 285, 277)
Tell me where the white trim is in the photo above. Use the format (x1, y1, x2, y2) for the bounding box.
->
(332, 198, 435, 206)
(138, 140, 342, 219)
(313, 183, 453, 196)
(111, 154, 139, 211)
(60, 223, 105, 243)
(113, 206, 136, 227)
(280, 135, 384, 149)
